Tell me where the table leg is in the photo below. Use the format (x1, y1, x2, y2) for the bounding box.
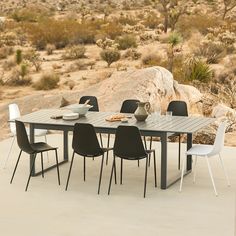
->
(29, 124, 35, 176)
(63, 130, 69, 161)
(160, 133, 167, 189)
(187, 133, 192, 171)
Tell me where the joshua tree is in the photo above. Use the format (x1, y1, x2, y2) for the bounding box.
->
(153, 0, 188, 33)
(222, 0, 236, 20)
(167, 32, 182, 72)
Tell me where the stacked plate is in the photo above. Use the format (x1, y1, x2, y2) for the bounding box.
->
(63, 113, 79, 121)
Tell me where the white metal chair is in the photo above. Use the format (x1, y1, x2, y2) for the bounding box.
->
(179, 121, 230, 196)
(3, 103, 48, 168)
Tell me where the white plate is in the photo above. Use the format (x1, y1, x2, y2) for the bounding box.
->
(63, 113, 79, 121)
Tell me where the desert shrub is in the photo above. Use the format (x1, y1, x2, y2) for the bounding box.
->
(33, 72, 60, 90)
(62, 45, 86, 59)
(143, 12, 160, 29)
(115, 34, 137, 50)
(123, 49, 142, 60)
(24, 49, 42, 71)
(5, 68, 31, 86)
(195, 40, 226, 64)
(142, 53, 163, 66)
(118, 15, 137, 26)
(16, 49, 22, 64)
(184, 58, 213, 83)
(0, 46, 14, 59)
(100, 22, 123, 40)
(46, 44, 56, 55)
(177, 14, 221, 38)
(100, 49, 121, 67)
(11, 7, 51, 22)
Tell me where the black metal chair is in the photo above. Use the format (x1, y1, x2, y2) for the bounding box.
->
(10, 121, 60, 191)
(65, 123, 115, 194)
(167, 100, 188, 169)
(105, 99, 140, 165)
(79, 96, 103, 147)
(108, 126, 157, 198)
(79, 96, 99, 112)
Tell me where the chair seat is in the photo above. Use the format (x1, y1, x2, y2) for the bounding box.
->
(31, 142, 57, 153)
(186, 144, 213, 156)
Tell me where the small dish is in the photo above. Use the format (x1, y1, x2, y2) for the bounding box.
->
(63, 113, 79, 121)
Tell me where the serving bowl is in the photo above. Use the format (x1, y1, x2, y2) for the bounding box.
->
(67, 104, 93, 116)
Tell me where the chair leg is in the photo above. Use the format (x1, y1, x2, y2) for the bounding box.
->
(179, 155, 186, 192)
(65, 151, 75, 191)
(193, 155, 198, 183)
(138, 159, 140, 167)
(205, 156, 218, 196)
(99, 133, 103, 147)
(106, 134, 110, 165)
(120, 158, 123, 185)
(149, 136, 153, 150)
(114, 156, 117, 184)
(44, 135, 49, 163)
(55, 149, 61, 185)
(108, 155, 115, 195)
(153, 151, 157, 188)
(25, 154, 37, 192)
(98, 154, 104, 194)
(143, 136, 147, 149)
(10, 150, 22, 184)
(178, 135, 181, 170)
(83, 156, 86, 182)
(219, 154, 230, 187)
(40, 152, 44, 178)
(144, 156, 148, 198)
(4, 136, 15, 169)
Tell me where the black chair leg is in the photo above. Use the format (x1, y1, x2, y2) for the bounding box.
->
(25, 154, 37, 192)
(138, 159, 140, 167)
(120, 158, 123, 185)
(55, 149, 60, 185)
(83, 156, 86, 181)
(10, 150, 22, 184)
(106, 134, 110, 165)
(108, 156, 115, 195)
(148, 154, 151, 167)
(143, 136, 147, 149)
(114, 156, 117, 184)
(99, 133, 103, 147)
(41, 152, 44, 178)
(144, 156, 148, 198)
(178, 135, 181, 170)
(65, 151, 75, 191)
(149, 136, 153, 150)
(98, 154, 104, 194)
(153, 151, 157, 188)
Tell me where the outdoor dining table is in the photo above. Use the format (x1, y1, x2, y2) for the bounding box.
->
(17, 109, 215, 190)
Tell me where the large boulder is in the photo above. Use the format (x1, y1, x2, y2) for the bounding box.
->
(212, 104, 236, 118)
(82, 66, 203, 113)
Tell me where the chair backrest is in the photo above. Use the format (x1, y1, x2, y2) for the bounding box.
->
(114, 126, 147, 160)
(167, 100, 188, 116)
(120, 99, 140, 113)
(211, 121, 227, 155)
(79, 96, 99, 112)
(9, 103, 21, 133)
(72, 123, 102, 157)
(15, 120, 34, 154)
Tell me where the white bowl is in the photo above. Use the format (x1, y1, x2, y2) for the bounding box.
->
(67, 104, 93, 116)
